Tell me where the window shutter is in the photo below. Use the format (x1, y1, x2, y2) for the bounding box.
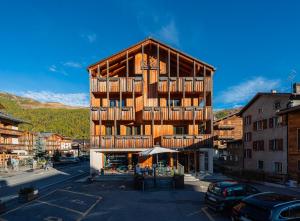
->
(278, 139, 283, 151)
(269, 118, 273, 128)
(269, 140, 273, 151)
(253, 122, 257, 131)
(249, 132, 252, 142)
(263, 119, 267, 129)
(253, 141, 257, 151)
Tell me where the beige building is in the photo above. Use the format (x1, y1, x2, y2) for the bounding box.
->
(239, 92, 290, 175)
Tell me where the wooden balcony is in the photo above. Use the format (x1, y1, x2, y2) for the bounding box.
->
(91, 77, 142, 94)
(161, 134, 212, 149)
(91, 135, 152, 149)
(158, 77, 206, 93)
(0, 143, 28, 151)
(142, 106, 212, 121)
(215, 134, 235, 140)
(91, 107, 134, 121)
(0, 127, 23, 136)
(214, 124, 235, 130)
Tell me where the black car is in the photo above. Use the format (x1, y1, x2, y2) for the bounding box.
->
(231, 192, 300, 221)
(204, 180, 260, 213)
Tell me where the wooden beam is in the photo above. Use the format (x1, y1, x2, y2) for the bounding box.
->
(106, 61, 109, 106)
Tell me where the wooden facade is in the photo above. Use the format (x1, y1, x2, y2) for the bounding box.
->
(88, 38, 215, 172)
(0, 109, 25, 153)
(213, 113, 243, 151)
(278, 105, 300, 182)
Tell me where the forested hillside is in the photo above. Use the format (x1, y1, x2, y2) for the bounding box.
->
(0, 93, 89, 139)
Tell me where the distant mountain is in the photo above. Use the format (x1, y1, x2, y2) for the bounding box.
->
(0, 93, 89, 139)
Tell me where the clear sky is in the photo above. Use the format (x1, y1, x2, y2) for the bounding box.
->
(0, 0, 299, 108)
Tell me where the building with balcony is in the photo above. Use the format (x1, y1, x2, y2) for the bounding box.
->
(0, 109, 25, 153)
(213, 112, 243, 157)
(19, 131, 37, 154)
(88, 37, 215, 173)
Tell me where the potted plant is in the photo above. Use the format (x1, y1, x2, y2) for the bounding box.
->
(173, 174, 184, 189)
(0, 200, 6, 214)
(18, 186, 39, 202)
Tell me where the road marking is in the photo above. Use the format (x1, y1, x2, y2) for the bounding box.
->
(58, 189, 100, 198)
(0, 189, 57, 216)
(36, 200, 83, 215)
(43, 216, 63, 221)
(76, 196, 102, 221)
(201, 207, 215, 221)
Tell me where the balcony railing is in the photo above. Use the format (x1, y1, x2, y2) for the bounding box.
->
(91, 106, 134, 121)
(215, 134, 235, 140)
(91, 77, 142, 94)
(91, 135, 152, 149)
(161, 134, 212, 149)
(0, 143, 28, 151)
(0, 127, 23, 136)
(158, 77, 207, 93)
(142, 106, 212, 121)
(214, 124, 235, 130)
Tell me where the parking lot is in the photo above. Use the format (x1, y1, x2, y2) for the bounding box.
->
(0, 177, 229, 221)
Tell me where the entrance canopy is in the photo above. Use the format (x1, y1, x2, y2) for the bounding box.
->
(139, 147, 178, 157)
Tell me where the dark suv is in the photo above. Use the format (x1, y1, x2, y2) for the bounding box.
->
(231, 192, 300, 221)
(204, 180, 259, 213)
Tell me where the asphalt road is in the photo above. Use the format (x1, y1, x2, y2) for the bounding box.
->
(0, 162, 89, 201)
(0, 174, 229, 221)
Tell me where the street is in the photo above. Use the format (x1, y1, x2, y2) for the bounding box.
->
(2, 170, 300, 221)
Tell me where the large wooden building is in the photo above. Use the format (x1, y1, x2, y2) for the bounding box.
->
(88, 38, 215, 173)
(213, 112, 243, 157)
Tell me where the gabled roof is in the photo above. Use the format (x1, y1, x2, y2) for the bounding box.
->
(0, 111, 25, 124)
(214, 111, 240, 124)
(87, 37, 215, 71)
(278, 104, 300, 115)
(238, 92, 291, 116)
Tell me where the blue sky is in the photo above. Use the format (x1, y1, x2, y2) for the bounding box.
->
(0, 0, 299, 108)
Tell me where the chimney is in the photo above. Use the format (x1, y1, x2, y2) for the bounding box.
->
(293, 83, 300, 94)
(270, 89, 277, 94)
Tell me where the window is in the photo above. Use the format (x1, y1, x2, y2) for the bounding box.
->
(253, 140, 264, 151)
(253, 120, 268, 131)
(244, 149, 252, 159)
(298, 129, 300, 150)
(258, 160, 264, 170)
(109, 99, 125, 107)
(168, 99, 181, 107)
(126, 126, 132, 135)
(106, 126, 112, 135)
(269, 139, 283, 151)
(198, 124, 205, 134)
(133, 125, 141, 135)
(269, 117, 274, 128)
(173, 126, 186, 135)
(244, 132, 252, 142)
(274, 162, 282, 174)
(244, 115, 252, 125)
(258, 108, 263, 114)
(280, 205, 300, 219)
(274, 101, 281, 110)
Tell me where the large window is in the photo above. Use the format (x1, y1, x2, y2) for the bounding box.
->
(173, 126, 187, 135)
(106, 126, 112, 135)
(274, 162, 282, 174)
(244, 149, 252, 159)
(133, 125, 141, 135)
(109, 99, 125, 107)
(244, 115, 252, 125)
(168, 99, 181, 107)
(244, 132, 252, 142)
(269, 139, 283, 151)
(126, 126, 132, 135)
(253, 140, 264, 151)
(258, 160, 264, 170)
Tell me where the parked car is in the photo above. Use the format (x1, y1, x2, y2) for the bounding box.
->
(231, 192, 300, 221)
(204, 180, 259, 213)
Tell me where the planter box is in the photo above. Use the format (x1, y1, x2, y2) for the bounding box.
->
(173, 175, 184, 189)
(18, 189, 39, 203)
(0, 201, 6, 214)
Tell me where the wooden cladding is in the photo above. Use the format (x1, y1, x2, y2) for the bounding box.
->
(0, 144, 27, 151)
(161, 134, 212, 149)
(0, 127, 23, 136)
(91, 107, 134, 121)
(158, 77, 211, 93)
(91, 135, 152, 149)
(91, 77, 142, 94)
(143, 106, 212, 121)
